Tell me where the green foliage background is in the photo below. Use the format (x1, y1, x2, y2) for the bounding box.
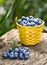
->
(0, 0, 47, 36)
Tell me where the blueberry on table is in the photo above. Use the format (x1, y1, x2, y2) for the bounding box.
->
(2, 52, 8, 58)
(24, 55, 29, 60)
(14, 48, 19, 52)
(24, 47, 29, 51)
(9, 54, 14, 59)
(23, 49, 27, 53)
(10, 51, 14, 55)
(24, 52, 29, 56)
(19, 53, 24, 59)
(8, 48, 13, 52)
(7, 51, 10, 57)
(19, 48, 24, 53)
(14, 52, 18, 59)
(24, 52, 29, 60)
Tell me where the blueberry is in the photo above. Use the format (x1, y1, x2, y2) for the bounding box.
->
(19, 22, 23, 25)
(29, 16, 33, 19)
(8, 48, 13, 52)
(9, 54, 14, 59)
(24, 52, 29, 60)
(19, 53, 24, 59)
(24, 52, 29, 56)
(14, 52, 18, 59)
(22, 50, 27, 54)
(35, 23, 38, 26)
(10, 51, 14, 55)
(24, 55, 29, 60)
(29, 18, 34, 22)
(38, 21, 42, 25)
(30, 22, 35, 26)
(19, 21, 27, 26)
(7, 51, 10, 57)
(23, 23, 27, 26)
(24, 47, 29, 51)
(26, 22, 32, 26)
(22, 20, 28, 24)
(2, 52, 8, 58)
(14, 48, 19, 52)
(19, 48, 24, 53)
(21, 16, 26, 20)
(26, 17, 29, 21)
(34, 18, 38, 23)
(17, 19, 22, 23)
(27, 22, 35, 26)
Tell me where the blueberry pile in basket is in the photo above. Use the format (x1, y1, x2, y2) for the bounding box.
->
(17, 16, 42, 26)
(2, 47, 29, 60)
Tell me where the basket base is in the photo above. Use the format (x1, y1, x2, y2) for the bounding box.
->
(20, 41, 40, 46)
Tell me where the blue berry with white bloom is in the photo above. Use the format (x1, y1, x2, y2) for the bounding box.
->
(24, 55, 29, 60)
(8, 48, 13, 52)
(17, 19, 22, 22)
(19, 48, 24, 53)
(19, 53, 24, 59)
(22, 50, 27, 55)
(17, 16, 42, 26)
(9, 54, 14, 59)
(29, 18, 34, 22)
(21, 16, 26, 20)
(23, 20, 28, 24)
(10, 51, 14, 55)
(30, 22, 35, 26)
(14, 48, 19, 52)
(24, 47, 29, 51)
(34, 18, 38, 23)
(26, 17, 29, 21)
(38, 20, 42, 25)
(7, 51, 10, 57)
(14, 52, 18, 59)
(26, 22, 32, 26)
(29, 16, 33, 19)
(23, 51, 29, 60)
(24, 52, 29, 55)
(2, 52, 8, 58)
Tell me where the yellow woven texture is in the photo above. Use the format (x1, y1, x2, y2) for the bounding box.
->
(16, 21, 44, 45)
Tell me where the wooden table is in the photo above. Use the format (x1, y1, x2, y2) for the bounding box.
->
(0, 29, 47, 65)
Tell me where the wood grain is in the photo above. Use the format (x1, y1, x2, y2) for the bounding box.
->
(0, 29, 47, 65)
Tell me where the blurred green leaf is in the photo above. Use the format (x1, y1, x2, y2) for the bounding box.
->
(12, 40, 21, 48)
(0, 0, 47, 36)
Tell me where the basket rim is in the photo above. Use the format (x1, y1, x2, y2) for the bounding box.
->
(16, 21, 44, 28)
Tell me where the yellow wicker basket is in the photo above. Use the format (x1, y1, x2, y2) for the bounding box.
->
(16, 21, 44, 45)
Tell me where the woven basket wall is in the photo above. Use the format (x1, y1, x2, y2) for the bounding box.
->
(16, 21, 44, 45)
